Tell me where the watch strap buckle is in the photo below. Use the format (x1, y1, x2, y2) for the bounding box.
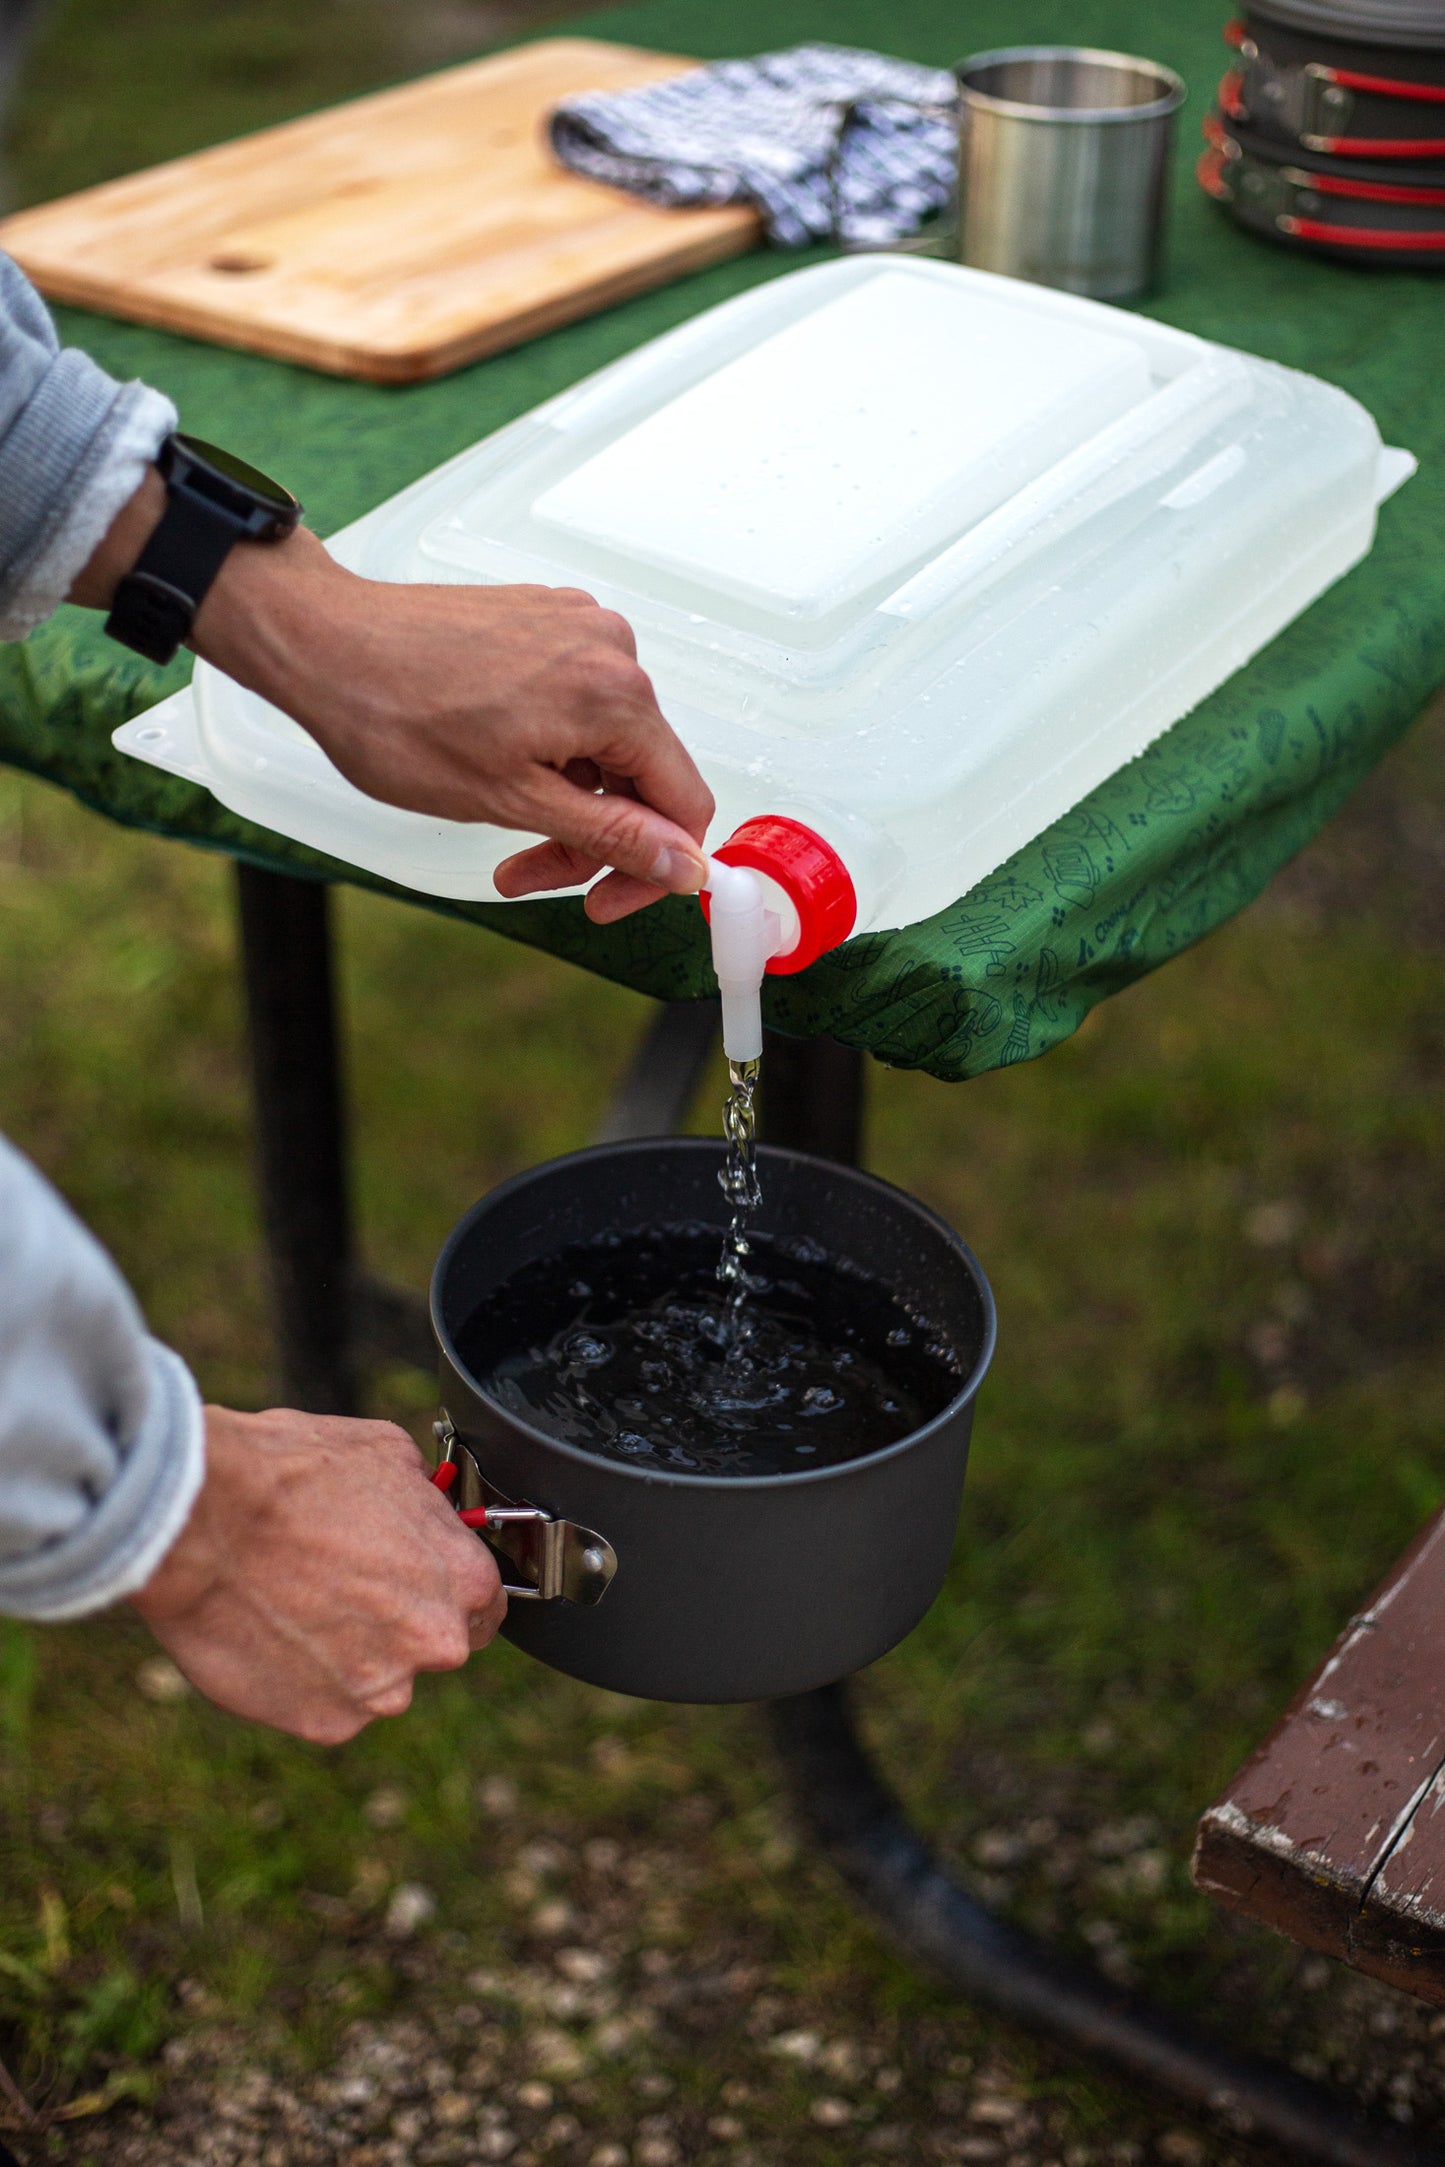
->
(103, 569, 195, 667)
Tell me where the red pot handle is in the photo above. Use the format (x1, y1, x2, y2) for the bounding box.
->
(1308, 132, 1445, 155)
(1321, 64, 1445, 106)
(1282, 214, 1445, 248)
(1305, 168, 1445, 206)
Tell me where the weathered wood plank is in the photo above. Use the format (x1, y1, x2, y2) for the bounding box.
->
(1350, 1765, 1445, 2002)
(1193, 1506, 1445, 1998)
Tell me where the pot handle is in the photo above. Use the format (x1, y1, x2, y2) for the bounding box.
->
(433, 1416, 617, 1607)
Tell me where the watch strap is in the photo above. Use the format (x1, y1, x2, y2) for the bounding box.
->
(105, 487, 244, 666)
(104, 433, 300, 668)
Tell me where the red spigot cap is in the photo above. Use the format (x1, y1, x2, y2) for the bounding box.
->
(701, 816, 857, 975)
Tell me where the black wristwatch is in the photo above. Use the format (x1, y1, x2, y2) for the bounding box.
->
(104, 433, 302, 666)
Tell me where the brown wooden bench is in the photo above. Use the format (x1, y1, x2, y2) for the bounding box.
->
(1193, 1503, 1445, 2005)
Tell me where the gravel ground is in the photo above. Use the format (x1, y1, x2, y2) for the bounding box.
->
(7, 1778, 1445, 2167)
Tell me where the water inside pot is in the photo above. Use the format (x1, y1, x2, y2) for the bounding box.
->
(454, 1219, 965, 1479)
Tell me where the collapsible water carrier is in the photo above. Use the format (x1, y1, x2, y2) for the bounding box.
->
(118, 255, 1412, 970)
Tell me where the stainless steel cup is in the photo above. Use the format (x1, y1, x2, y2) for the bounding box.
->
(954, 46, 1186, 300)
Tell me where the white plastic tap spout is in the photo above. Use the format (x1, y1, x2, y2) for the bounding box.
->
(705, 859, 784, 1065)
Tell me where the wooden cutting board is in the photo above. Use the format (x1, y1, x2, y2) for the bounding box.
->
(0, 39, 760, 384)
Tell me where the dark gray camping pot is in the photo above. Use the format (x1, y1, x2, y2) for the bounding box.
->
(431, 1140, 995, 1704)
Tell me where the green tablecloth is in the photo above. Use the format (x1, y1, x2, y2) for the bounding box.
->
(3, 0, 1442, 1082)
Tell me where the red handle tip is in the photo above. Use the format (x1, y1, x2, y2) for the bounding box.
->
(430, 1461, 458, 1493)
(458, 1505, 491, 1529)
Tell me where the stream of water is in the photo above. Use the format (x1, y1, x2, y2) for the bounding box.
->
(716, 1056, 761, 1312)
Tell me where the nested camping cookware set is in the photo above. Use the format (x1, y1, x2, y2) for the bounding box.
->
(1198, 0, 1445, 264)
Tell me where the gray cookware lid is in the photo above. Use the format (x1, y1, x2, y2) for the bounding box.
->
(1248, 0, 1445, 50)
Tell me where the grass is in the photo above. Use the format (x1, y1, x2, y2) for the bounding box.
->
(4, 4, 1445, 2160)
(4, 0, 607, 210)
(6, 0, 391, 207)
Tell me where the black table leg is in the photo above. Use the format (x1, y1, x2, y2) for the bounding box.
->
(758, 1035, 1430, 2166)
(234, 864, 357, 1415)
(593, 999, 721, 1145)
(758, 1027, 865, 1162)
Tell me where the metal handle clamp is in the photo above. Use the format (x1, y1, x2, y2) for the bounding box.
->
(433, 1415, 617, 1606)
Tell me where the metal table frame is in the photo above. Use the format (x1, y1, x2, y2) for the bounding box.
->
(236, 860, 1436, 2167)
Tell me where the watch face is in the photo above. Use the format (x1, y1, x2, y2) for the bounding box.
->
(173, 433, 297, 516)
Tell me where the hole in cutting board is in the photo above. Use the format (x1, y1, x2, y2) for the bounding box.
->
(208, 251, 275, 274)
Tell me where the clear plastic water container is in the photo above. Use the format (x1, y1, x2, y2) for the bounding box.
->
(118, 255, 1412, 978)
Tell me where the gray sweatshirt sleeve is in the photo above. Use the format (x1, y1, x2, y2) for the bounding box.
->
(0, 250, 177, 638)
(0, 1134, 205, 1620)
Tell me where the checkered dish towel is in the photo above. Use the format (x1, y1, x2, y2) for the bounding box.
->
(548, 43, 957, 249)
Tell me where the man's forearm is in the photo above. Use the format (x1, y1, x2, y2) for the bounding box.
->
(67, 461, 165, 607)
(68, 467, 714, 916)
(4, 246, 713, 919)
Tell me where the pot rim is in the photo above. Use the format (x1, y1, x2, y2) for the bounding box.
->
(430, 1137, 997, 1494)
(953, 45, 1187, 127)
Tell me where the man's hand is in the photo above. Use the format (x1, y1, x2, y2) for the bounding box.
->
(130, 1407, 504, 1744)
(72, 475, 715, 924)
